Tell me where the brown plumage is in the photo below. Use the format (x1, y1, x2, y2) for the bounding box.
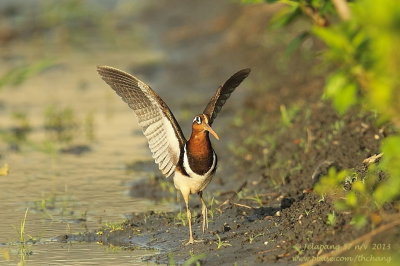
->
(97, 66, 250, 244)
(187, 115, 215, 175)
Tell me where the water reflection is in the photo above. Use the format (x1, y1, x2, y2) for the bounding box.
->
(1, 242, 157, 266)
(0, 109, 171, 264)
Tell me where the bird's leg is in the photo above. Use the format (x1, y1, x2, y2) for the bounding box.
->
(182, 190, 194, 245)
(198, 191, 208, 233)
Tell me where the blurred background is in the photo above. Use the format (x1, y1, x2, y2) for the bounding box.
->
(1, 0, 399, 265)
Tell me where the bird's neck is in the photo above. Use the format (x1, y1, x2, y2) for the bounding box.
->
(187, 130, 212, 156)
(185, 130, 214, 175)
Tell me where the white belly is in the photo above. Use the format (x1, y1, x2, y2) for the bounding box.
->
(173, 170, 214, 195)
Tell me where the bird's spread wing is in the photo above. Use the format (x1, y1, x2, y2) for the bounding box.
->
(97, 66, 186, 177)
(203, 68, 251, 125)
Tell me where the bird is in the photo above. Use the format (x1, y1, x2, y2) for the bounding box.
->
(97, 66, 250, 244)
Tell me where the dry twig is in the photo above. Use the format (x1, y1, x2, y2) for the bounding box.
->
(332, 0, 352, 21)
(363, 153, 383, 165)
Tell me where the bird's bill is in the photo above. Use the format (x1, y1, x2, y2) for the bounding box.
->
(204, 123, 220, 140)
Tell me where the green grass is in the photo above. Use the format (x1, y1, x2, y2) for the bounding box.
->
(19, 208, 29, 244)
(293, 243, 303, 255)
(102, 221, 125, 232)
(175, 211, 187, 226)
(248, 193, 263, 207)
(15, 208, 32, 266)
(214, 234, 231, 249)
(248, 233, 264, 244)
(326, 211, 336, 226)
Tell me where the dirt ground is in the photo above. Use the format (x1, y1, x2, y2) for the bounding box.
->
(51, 0, 400, 265)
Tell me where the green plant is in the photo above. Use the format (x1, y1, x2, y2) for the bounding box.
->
(248, 233, 264, 244)
(326, 211, 336, 226)
(175, 210, 187, 226)
(315, 167, 382, 228)
(102, 221, 124, 232)
(293, 243, 304, 255)
(248, 193, 264, 207)
(244, 0, 400, 228)
(214, 234, 232, 249)
(19, 208, 29, 244)
(14, 208, 32, 266)
(280, 104, 300, 127)
(208, 196, 220, 220)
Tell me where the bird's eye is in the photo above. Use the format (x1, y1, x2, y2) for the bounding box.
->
(193, 116, 202, 124)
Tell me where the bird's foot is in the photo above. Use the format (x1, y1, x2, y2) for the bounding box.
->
(184, 239, 204, 245)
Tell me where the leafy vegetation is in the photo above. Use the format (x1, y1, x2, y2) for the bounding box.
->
(242, 0, 400, 226)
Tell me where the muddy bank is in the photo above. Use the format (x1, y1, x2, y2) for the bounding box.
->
(59, 99, 398, 265)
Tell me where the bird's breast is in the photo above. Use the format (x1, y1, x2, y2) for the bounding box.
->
(183, 136, 217, 178)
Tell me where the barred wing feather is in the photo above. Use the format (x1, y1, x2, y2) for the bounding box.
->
(203, 68, 251, 125)
(97, 66, 186, 177)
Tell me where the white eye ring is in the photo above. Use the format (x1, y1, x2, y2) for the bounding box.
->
(193, 116, 202, 124)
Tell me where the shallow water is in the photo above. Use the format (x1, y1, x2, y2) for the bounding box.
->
(0, 44, 172, 264)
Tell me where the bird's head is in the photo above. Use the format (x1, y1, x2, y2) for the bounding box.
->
(192, 114, 219, 140)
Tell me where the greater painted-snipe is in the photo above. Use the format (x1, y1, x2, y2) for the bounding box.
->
(97, 66, 250, 244)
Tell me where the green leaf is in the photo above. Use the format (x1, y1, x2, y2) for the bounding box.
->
(346, 191, 358, 207)
(314, 168, 351, 195)
(313, 26, 351, 51)
(374, 136, 400, 205)
(270, 5, 301, 29)
(285, 32, 309, 56)
(350, 214, 368, 228)
(324, 72, 358, 114)
(334, 200, 349, 211)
